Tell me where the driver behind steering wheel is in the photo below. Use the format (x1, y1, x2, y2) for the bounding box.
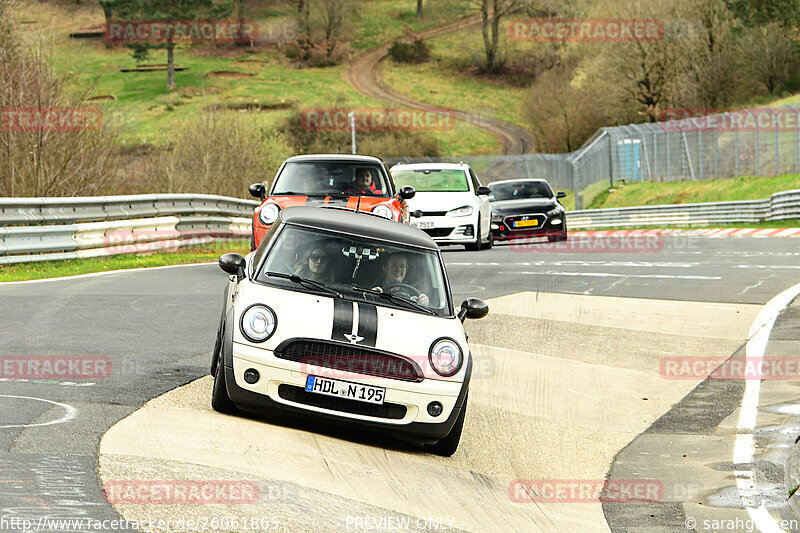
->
(346, 168, 382, 196)
(371, 252, 429, 306)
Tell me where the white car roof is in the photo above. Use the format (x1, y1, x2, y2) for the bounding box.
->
(390, 162, 470, 171)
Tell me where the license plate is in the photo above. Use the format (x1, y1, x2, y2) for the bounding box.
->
(514, 219, 539, 228)
(305, 375, 385, 405)
(411, 221, 434, 229)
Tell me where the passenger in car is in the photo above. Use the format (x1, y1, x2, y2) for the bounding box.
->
(371, 252, 429, 305)
(293, 243, 334, 283)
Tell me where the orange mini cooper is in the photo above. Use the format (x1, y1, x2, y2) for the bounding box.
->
(249, 154, 416, 250)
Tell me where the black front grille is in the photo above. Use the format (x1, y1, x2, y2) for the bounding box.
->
(278, 385, 407, 419)
(276, 340, 423, 382)
(422, 228, 453, 237)
(421, 210, 448, 217)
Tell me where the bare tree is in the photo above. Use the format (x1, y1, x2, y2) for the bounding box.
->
(739, 22, 798, 94)
(469, 0, 528, 73)
(417, 0, 423, 17)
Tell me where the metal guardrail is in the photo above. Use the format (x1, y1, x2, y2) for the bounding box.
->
(1, 191, 797, 264)
(567, 189, 800, 229)
(0, 194, 258, 265)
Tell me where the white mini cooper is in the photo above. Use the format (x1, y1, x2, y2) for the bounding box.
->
(210, 206, 488, 456)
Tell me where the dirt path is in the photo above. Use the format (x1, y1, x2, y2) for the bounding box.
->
(343, 16, 535, 155)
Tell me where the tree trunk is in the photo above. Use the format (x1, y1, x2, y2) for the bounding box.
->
(417, 0, 423, 17)
(167, 44, 175, 90)
(480, 0, 493, 72)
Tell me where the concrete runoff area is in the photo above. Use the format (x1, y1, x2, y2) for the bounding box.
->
(98, 292, 761, 532)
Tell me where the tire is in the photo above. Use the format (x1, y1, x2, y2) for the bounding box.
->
(425, 393, 468, 457)
(481, 227, 493, 249)
(548, 232, 568, 243)
(211, 353, 237, 414)
(465, 221, 481, 251)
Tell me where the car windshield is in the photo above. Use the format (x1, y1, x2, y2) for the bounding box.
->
(489, 181, 554, 201)
(272, 162, 391, 197)
(255, 225, 450, 316)
(391, 168, 470, 192)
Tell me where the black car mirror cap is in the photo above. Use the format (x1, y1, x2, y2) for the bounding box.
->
(249, 183, 266, 201)
(219, 253, 246, 281)
(398, 186, 416, 200)
(556, 191, 567, 199)
(458, 298, 489, 322)
(477, 186, 491, 196)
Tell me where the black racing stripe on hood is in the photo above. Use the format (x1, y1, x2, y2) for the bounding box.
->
(356, 303, 378, 347)
(332, 299, 353, 342)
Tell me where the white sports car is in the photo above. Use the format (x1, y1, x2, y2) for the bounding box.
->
(210, 206, 488, 456)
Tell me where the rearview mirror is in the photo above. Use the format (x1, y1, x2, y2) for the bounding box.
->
(398, 186, 416, 200)
(458, 298, 489, 322)
(477, 186, 491, 196)
(219, 253, 246, 281)
(249, 183, 266, 201)
(556, 191, 567, 199)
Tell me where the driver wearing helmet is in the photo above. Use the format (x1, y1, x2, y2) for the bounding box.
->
(346, 168, 383, 196)
(371, 252, 429, 306)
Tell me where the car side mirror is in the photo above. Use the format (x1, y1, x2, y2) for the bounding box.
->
(249, 183, 266, 201)
(411, 210, 423, 218)
(458, 298, 489, 322)
(398, 186, 416, 200)
(219, 253, 246, 281)
(556, 191, 567, 199)
(477, 186, 491, 196)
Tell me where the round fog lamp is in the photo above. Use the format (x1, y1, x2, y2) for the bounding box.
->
(244, 368, 260, 384)
(427, 402, 443, 417)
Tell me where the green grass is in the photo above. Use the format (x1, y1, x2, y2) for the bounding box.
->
(574, 220, 800, 231)
(0, 240, 250, 282)
(381, 31, 529, 129)
(584, 174, 800, 210)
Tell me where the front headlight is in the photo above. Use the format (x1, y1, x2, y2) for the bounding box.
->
(446, 205, 473, 217)
(546, 207, 563, 217)
(240, 304, 277, 343)
(429, 337, 463, 377)
(372, 205, 394, 219)
(258, 204, 280, 225)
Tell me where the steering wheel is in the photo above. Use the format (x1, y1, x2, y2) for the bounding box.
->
(382, 282, 420, 299)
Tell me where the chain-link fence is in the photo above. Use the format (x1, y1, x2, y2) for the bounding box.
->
(386, 104, 800, 210)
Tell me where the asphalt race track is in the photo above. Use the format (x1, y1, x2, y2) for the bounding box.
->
(1, 235, 800, 532)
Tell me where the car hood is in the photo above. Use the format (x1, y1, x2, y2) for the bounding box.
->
(266, 195, 397, 210)
(404, 191, 477, 213)
(490, 198, 558, 214)
(233, 283, 469, 382)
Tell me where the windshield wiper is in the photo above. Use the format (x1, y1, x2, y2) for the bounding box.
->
(266, 272, 342, 298)
(351, 286, 435, 316)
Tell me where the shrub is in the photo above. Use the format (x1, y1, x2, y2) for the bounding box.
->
(388, 37, 431, 64)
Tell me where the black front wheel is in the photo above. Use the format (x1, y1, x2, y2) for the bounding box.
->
(211, 357, 237, 414)
(425, 393, 468, 457)
(465, 221, 481, 251)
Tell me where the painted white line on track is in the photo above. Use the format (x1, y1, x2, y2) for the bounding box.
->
(0, 262, 215, 286)
(734, 281, 800, 533)
(497, 271, 721, 280)
(0, 395, 77, 428)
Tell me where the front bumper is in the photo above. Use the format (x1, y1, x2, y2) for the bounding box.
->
(219, 314, 470, 442)
(491, 213, 566, 241)
(410, 215, 478, 245)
